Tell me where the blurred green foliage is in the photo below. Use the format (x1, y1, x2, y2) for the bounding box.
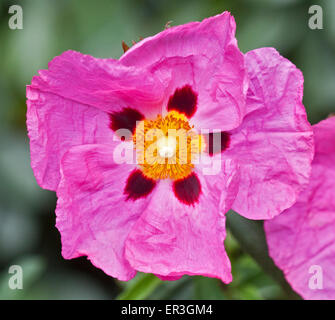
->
(0, 0, 333, 299)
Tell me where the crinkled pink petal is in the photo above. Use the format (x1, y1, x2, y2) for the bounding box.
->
(26, 87, 115, 191)
(265, 117, 335, 300)
(196, 154, 240, 214)
(30, 50, 164, 116)
(124, 158, 239, 283)
(150, 54, 246, 131)
(56, 144, 147, 281)
(122, 12, 248, 131)
(226, 47, 314, 219)
(122, 12, 236, 69)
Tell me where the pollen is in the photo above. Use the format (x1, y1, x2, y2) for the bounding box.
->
(133, 111, 204, 180)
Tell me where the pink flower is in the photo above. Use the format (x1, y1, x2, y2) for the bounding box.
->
(265, 117, 335, 299)
(27, 12, 314, 282)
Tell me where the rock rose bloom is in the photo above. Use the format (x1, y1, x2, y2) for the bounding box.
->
(265, 117, 335, 299)
(27, 12, 314, 282)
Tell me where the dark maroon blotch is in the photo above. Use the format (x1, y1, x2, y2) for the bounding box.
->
(205, 131, 230, 156)
(173, 172, 201, 206)
(167, 85, 198, 118)
(110, 107, 144, 140)
(124, 169, 156, 201)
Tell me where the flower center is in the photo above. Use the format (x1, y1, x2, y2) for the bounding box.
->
(157, 136, 176, 158)
(133, 111, 204, 180)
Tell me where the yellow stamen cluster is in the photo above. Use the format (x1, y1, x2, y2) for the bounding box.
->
(133, 111, 204, 180)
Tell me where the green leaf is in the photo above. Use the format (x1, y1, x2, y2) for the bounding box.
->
(193, 276, 228, 300)
(116, 273, 162, 300)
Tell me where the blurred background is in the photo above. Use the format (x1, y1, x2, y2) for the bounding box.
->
(0, 0, 334, 299)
